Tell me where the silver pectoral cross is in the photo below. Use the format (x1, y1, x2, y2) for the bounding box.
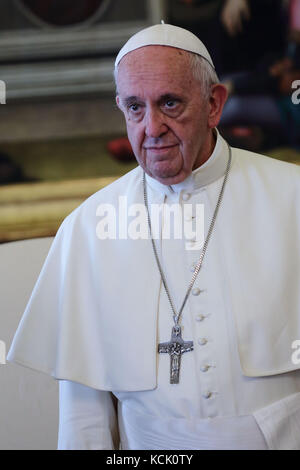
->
(158, 325, 193, 384)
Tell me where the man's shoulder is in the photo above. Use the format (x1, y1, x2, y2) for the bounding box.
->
(61, 165, 142, 227)
(232, 146, 300, 182)
(85, 165, 142, 202)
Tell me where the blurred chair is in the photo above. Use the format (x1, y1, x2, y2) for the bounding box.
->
(0, 237, 58, 450)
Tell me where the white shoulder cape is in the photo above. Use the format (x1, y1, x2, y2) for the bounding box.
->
(7, 148, 300, 390)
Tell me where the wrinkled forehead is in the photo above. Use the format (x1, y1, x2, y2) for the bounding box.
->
(119, 44, 191, 65)
(115, 46, 196, 99)
(116, 45, 193, 83)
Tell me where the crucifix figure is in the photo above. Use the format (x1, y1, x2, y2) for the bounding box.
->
(158, 325, 193, 384)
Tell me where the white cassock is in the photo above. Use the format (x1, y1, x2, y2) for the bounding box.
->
(7, 131, 300, 450)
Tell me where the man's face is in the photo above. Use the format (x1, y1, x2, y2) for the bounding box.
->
(116, 46, 215, 185)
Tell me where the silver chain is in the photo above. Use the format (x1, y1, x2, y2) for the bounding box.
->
(143, 143, 232, 328)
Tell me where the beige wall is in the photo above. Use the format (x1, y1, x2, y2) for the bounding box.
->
(0, 238, 58, 450)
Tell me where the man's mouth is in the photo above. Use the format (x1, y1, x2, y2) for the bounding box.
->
(144, 144, 178, 155)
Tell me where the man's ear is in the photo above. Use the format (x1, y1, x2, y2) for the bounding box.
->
(207, 84, 228, 129)
(116, 95, 121, 110)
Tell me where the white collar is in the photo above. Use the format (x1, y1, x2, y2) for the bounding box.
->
(145, 129, 230, 196)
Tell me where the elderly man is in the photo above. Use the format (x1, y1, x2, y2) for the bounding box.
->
(7, 24, 300, 450)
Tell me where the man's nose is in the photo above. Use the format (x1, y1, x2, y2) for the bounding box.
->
(144, 107, 168, 138)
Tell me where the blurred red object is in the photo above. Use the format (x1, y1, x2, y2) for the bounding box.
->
(290, 0, 300, 32)
(106, 137, 135, 162)
(220, 125, 263, 152)
(231, 126, 254, 137)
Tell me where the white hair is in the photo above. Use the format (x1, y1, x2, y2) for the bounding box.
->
(114, 50, 219, 98)
(188, 52, 219, 99)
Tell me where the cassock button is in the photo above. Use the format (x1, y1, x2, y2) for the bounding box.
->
(182, 193, 190, 201)
(192, 287, 201, 296)
(198, 337, 207, 346)
(200, 365, 210, 372)
(202, 391, 212, 399)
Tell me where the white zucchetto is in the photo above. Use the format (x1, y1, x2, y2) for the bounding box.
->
(115, 23, 215, 68)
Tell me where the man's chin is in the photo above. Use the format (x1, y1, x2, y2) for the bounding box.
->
(151, 169, 188, 186)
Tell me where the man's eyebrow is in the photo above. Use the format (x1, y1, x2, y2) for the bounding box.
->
(158, 93, 183, 104)
(120, 94, 183, 107)
(121, 96, 141, 107)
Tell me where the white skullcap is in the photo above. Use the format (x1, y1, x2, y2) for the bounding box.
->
(115, 23, 214, 69)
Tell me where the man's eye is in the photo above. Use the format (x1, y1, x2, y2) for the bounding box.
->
(129, 103, 140, 112)
(164, 100, 181, 112)
(165, 100, 176, 108)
